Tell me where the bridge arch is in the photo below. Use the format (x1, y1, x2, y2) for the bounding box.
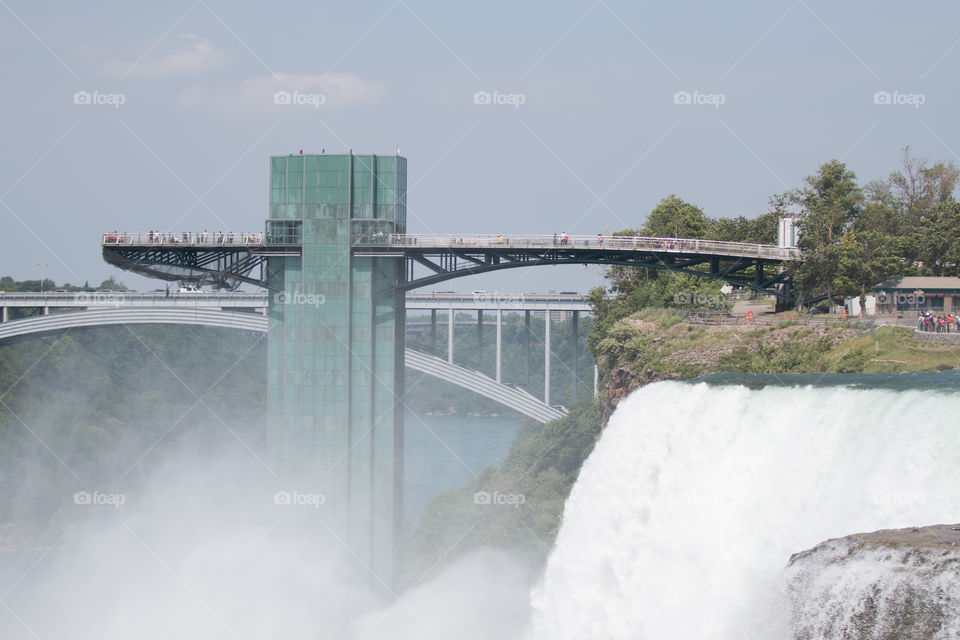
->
(0, 308, 563, 423)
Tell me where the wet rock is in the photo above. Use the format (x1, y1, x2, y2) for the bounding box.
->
(787, 523, 960, 640)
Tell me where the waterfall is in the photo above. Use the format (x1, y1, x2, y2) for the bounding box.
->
(529, 377, 960, 639)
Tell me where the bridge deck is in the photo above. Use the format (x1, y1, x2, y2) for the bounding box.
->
(102, 232, 800, 302)
(0, 291, 591, 311)
(103, 232, 800, 262)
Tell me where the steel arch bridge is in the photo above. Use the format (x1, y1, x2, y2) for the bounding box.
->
(0, 308, 564, 424)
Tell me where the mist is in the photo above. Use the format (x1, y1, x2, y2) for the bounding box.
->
(0, 439, 537, 639)
(0, 327, 537, 639)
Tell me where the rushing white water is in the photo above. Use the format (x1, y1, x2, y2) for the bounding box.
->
(529, 379, 960, 640)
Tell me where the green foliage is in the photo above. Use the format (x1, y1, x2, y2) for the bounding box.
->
(401, 398, 602, 586)
(917, 201, 960, 276)
(709, 210, 779, 244)
(717, 334, 835, 373)
(641, 194, 711, 238)
(0, 274, 125, 293)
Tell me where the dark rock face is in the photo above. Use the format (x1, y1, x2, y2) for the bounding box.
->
(786, 524, 960, 640)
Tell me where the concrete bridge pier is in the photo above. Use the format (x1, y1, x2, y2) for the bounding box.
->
(524, 311, 530, 385)
(775, 276, 794, 312)
(571, 311, 578, 403)
(447, 308, 454, 363)
(496, 309, 502, 383)
(544, 315, 551, 407)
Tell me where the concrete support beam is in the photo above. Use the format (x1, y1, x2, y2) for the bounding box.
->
(430, 309, 437, 352)
(524, 310, 530, 384)
(447, 308, 454, 364)
(571, 311, 579, 402)
(476, 310, 483, 366)
(496, 308, 502, 383)
(545, 314, 551, 407)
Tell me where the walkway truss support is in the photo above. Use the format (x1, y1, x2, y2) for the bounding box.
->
(383, 245, 794, 302)
(102, 244, 298, 290)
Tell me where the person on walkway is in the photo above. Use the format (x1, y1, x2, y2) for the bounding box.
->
(597, 233, 604, 248)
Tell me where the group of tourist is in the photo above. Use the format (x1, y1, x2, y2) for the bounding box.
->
(143, 231, 264, 245)
(917, 310, 957, 333)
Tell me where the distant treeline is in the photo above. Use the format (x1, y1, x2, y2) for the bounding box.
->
(0, 274, 128, 293)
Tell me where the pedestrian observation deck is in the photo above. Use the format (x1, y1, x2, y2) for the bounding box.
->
(102, 231, 800, 261)
(102, 232, 801, 299)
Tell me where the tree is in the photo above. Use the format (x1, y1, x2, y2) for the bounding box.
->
(709, 210, 779, 244)
(889, 146, 959, 228)
(97, 276, 128, 291)
(641, 195, 711, 238)
(793, 160, 864, 308)
(833, 230, 900, 310)
(917, 201, 960, 276)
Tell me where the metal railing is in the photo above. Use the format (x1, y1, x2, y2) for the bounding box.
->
(102, 232, 265, 246)
(0, 291, 269, 307)
(102, 231, 801, 260)
(360, 233, 802, 261)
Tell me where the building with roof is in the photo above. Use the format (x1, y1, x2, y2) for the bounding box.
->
(873, 276, 960, 314)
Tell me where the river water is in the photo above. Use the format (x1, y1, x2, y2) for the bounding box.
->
(403, 411, 521, 522)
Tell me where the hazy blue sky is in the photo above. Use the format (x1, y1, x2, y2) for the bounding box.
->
(2, 0, 959, 293)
